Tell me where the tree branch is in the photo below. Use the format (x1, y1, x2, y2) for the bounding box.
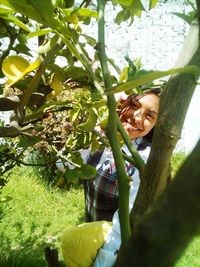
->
(0, 126, 20, 137)
(97, 0, 131, 244)
(0, 151, 57, 167)
(94, 129, 142, 166)
(17, 38, 63, 119)
(0, 96, 20, 111)
(116, 139, 200, 267)
(117, 117, 145, 172)
(196, 0, 200, 40)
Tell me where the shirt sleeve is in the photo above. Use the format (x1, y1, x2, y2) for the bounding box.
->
(129, 146, 151, 210)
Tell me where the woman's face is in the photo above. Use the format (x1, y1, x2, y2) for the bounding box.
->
(120, 93, 160, 140)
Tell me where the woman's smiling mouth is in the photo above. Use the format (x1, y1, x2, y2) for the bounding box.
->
(123, 122, 142, 132)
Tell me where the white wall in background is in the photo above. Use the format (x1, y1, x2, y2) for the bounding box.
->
(181, 87, 200, 153)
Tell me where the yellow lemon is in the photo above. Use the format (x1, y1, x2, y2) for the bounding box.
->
(2, 55, 30, 81)
(61, 220, 112, 267)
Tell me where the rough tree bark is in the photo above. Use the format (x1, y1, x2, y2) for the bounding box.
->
(132, 21, 200, 219)
(115, 139, 200, 267)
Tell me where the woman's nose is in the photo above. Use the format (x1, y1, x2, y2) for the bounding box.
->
(134, 111, 143, 125)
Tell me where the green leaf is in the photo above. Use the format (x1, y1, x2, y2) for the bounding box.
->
(70, 132, 92, 149)
(63, 0, 74, 8)
(131, 69, 152, 79)
(115, 0, 145, 24)
(125, 56, 138, 80)
(18, 136, 43, 148)
(78, 108, 98, 132)
(64, 66, 89, 80)
(55, 0, 65, 8)
(18, 33, 28, 44)
(0, 4, 14, 13)
(59, 48, 75, 66)
(64, 163, 96, 182)
(91, 133, 100, 152)
(11, 77, 32, 91)
(39, 100, 72, 112)
(115, 9, 127, 25)
(1, 0, 58, 28)
(105, 65, 200, 95)
(28, 28, 53, 38)
(37, 34, 59, 54)
(68, 152, 84, 166)
(78, 164, 97, 179)
(70, 108, 80, 122)
(119, 66, 129, 82)
(118, 0, 133, 7)
(82, 34, 97, 47)
(133, 0, 145, 11)
(13, 43, 31, 57)
(130, 7, 142, 19)
(0, 24, 7, 37)
(0, 14, 30, 31)
(99, 116, 108, 129)
(172, 12, 194, 25)
(77, 8, 98, 18)
(64, 166, 78, 181)
(149, 0, 158, 10)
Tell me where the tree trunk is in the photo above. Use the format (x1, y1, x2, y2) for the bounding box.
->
(132, 22, 200, 219)
(116, 139, 200, 267)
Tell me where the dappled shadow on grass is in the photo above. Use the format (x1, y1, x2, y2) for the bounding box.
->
(0, 248, 48, 267)
(0, 221, 48, 267)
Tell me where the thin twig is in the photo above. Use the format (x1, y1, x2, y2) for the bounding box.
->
(0, 152, 56, 167)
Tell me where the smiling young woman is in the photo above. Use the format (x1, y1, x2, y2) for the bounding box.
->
(118, 89, 160, 140)
(83, 89, 161, 223)
(61, 88, 161, 267)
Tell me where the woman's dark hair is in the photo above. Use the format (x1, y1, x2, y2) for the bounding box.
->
(117, 88, 161, 150)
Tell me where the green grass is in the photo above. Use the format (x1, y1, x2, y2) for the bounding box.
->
(0, 166, 84, 267)
(171, 151, 186, 178)
(175, 236, 200, 267)
(171, 152, 200, 267)
(0, 152, 200, 267)
(171, 152, 200, 266)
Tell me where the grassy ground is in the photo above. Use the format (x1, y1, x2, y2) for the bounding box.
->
(171, 152, 200, 267)
(175, 236, 200, 267)
(0, 166, 85, 267)
(0, 152, 200, 267)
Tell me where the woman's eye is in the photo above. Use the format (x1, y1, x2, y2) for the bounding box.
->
(131, 100, 141, 110)
(146, 113, 155, 120)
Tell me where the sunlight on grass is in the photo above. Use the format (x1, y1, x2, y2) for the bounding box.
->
(0, 166, 84, 267)
(175, 236, 200, 267)
(171, 152, 200, 267)
(171, 151, 186, 178)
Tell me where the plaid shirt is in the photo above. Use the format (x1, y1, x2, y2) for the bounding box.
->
(83, 147, 136, 222)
